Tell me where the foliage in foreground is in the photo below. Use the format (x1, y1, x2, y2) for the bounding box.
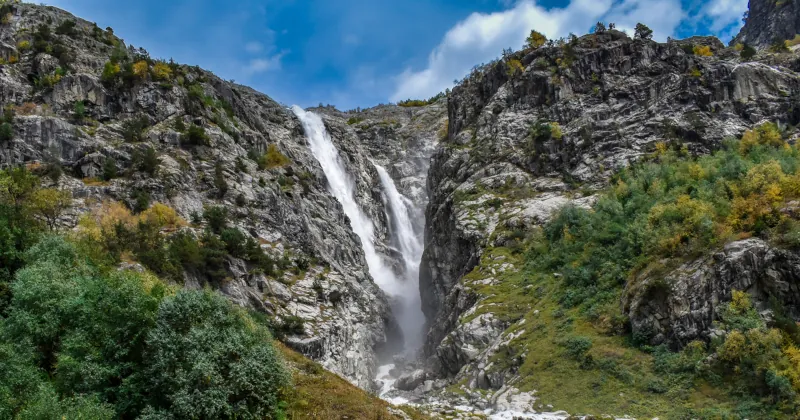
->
(0, 236, 289, 419)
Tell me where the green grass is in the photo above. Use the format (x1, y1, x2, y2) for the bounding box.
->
(278, 343, 425, 420)
(447, 123, 800, 417)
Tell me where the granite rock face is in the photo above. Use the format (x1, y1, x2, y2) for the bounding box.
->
(418, 27, 800, 393)
(625, 238, 800, 347)
(732, 0, 800, 49)
(0, 3, 440, 391)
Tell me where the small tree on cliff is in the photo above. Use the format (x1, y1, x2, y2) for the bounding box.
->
(634, 23, 653, 40)
(526, 30, 547, 49)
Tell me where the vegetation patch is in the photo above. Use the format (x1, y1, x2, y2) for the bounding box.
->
(457, 123, 800, 417)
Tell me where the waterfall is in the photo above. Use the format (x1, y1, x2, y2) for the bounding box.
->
(374, 164, 425, 351)
(291, 106, 423, 352)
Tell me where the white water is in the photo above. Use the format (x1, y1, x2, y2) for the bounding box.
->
(374, 164, 425, 351)
(291, 106, 424, 353)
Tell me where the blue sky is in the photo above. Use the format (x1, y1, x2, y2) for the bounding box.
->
(42, 0, 748, 110)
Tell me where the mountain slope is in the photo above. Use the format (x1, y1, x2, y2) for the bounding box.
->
(404, 23, 800, 417)
(732, 0, 800, 49)
(0, 1, 424, 391)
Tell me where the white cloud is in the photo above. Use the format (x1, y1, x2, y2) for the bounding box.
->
(700, 0, 748, 41)
(390, 0, 689, 102)
(244, 52, 286, 74)
(245, 41, 264, 53)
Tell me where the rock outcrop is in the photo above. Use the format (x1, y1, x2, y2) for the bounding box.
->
(0, 3, 437, 390)
(732, 0, 800, 49)
(624, 238, 800, 348)
(419, 27, 800, 395)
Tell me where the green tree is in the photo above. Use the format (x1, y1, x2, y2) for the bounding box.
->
(140, 290, 288, 419)
(0, 122, 12, 142)
(634, 23, 653, 40)
(28, 188, 71, 230)
(526, 30, 547, 49)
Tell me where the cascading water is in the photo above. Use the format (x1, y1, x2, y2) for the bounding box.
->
(291, 106, 425, 358)
(373, 164, 425, 351)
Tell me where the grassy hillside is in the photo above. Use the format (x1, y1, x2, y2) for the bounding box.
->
(458, 123, 800, 418)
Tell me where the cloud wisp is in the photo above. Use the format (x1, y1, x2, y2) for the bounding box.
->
(390, 0, 701, 102)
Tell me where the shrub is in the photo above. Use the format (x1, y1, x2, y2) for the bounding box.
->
(562, 336, 593, 360)
(741, 44, 757, 60)
(73, 100, 85, 120)
(770, 38, 790, 53)
(693, 45, 713, 56)
(132, 146, 159, 176)
(200, 230, 228, 283)
(634, 23, 653, 40)
(151, 61, 171, 81)
(182, 124, 209, 146)
(54, 19, 77, 37)
(235, 193, 247, 207)
(214, 161, 228, 198)
(16, 40, 30, 52)
(1, 236, 288, 418)
(132, 60, 149, 79)
(0, 122, 12, 142)
(28, 188, 71, 230)
(168, 230, 203, 272)
(142, 290, 288, 418)
(122, 116, 149, 142)
(221, 228, 248, 258)
(101, 158, 117, 181)
(787, 35, 800, 48)
(131, 189, 151, 213)
(506, 59, 524, 77)
(526, 30, 547, 49)
(260, 144, 291, 169)
(101, 61, 120, 83)
(346, 116, 363, 125)
(203, 206, 228, 234)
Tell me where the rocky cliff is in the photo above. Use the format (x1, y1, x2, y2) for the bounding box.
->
(410, 25, 800, 415)
(0, 2, 439, 391)
(732, 0, 800, 48)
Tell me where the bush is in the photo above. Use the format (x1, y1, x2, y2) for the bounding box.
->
(526, 30, 547, 49)
(73, 101, 85, 120)
(203, 206, 228, 234)
(101, 61, 120, 84)
(182, 124, 209, 146)
(221, 228, 248, 258)
(506, 59, 524, 77)
(693, 45, 713, 56)
(122, 116, 149, 142)
(259, 144, 291, 169)
(101, 157, 117, 181)
(741, 43, 757, 60)
(131, 189, 151, 214)
(214, 161, 228, 198)
(0, 236, 289, 419)
(142, 290, 288, 418)
(151, 62, 172, 81)
(54, 19, 77, 37)
(562, 336, 592, 360)
(132, 146, 159, 176)
(0, 122, 12, 142)
(770, 38, 790, 53)
(235, 193, 247, 207)
(634, 23, 653, 40)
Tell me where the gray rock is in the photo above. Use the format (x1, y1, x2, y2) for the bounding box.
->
(624, 238, 800, 347)
(732, 0, 800, 49)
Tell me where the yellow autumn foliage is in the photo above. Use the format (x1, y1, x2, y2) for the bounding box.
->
(133, 60, 149, 79)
